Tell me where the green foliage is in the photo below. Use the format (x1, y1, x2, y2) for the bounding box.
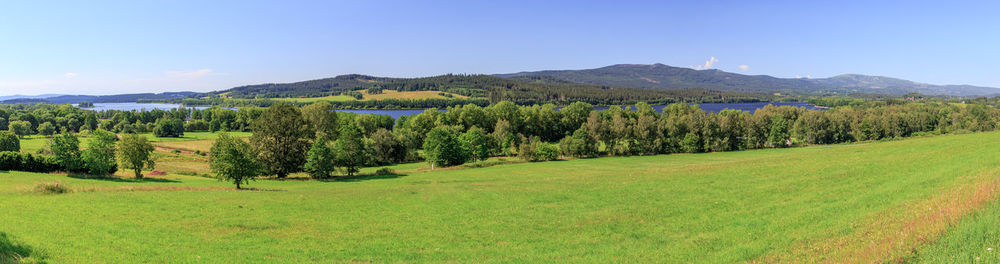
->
(250, 103, 311, 178)
(207, 73, 768, 106)
(50, 132, 85, 173)
(0, 151, 60, 172)
(0, 131, 19, 152)
(153, 118, 185, 137)
(369, 128, 406, 165)
(303, 139, 336, 179)
(8, 121, 32, 138)
(535, 143, 560, 161)
(559, 127, 598, 158)
(37, 122, 55, 137)
(210, 133, 263, 189)
(116, 134, 155, 179)
(423, 126, 468, 168)
(333, 123, 368, 176)
(301, 101, 339, 140)
(82, 129, 118, 175)
(517, 136, 540, 162)
(459, 126, 493, 162)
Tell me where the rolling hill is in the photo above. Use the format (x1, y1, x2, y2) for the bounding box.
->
(496, 63, 1000, 97)
(0, 92, 199, 105)
(207, 74, 770, 105)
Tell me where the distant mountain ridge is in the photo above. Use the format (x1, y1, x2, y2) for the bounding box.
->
(0, 92, 199, 105)
(496, 63, 1000, 96)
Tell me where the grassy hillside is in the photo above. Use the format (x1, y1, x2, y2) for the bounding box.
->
(1, 132, 999, 262)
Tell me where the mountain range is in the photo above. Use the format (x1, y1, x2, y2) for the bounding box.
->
(497, 63, 1000, 97)
(3, 63, 999, 105)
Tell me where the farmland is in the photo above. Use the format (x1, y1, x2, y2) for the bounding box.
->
(1, 131, 999, 263)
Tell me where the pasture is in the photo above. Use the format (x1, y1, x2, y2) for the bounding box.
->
(0, 132, 999, 262)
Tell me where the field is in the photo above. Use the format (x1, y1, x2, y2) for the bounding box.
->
(275, 90, 467, 103)
(1, 132, 1000, 263)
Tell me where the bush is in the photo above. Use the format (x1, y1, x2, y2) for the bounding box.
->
(35, 181, 70, 194)
(536, 143, 560, 161)
(153, 118, 185, 137)
(0, 131, 18, 152)
(375, 168, 395, 176)
(517, 137, 540, 162)
(185, 120, 210, 132)
(0, 152, 61, 173)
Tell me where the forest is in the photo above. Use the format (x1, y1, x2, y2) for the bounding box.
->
(3, 97, 999, 185)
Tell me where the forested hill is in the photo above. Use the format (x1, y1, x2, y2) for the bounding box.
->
(209, 74, 771, 105)
(0, 92, 198, 105)
(496, 63, 1000, 97)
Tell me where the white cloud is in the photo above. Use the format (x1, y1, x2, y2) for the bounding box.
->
(692, 57, 719, 70)
(64, 72, 78, 78)
(165, 69, 213, 78)
(738, 65, 749, 71)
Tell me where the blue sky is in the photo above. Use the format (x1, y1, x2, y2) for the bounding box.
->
(1, 0, 998, 95)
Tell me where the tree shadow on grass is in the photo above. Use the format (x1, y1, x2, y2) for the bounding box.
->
(321, 172, 408, 183)
(0, 232, 46, 264)
(67, 174, 180, 183)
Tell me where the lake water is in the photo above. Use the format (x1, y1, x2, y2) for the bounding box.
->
(339, 102, 822, 119)
(78, 102, 821, 120)
(77, 103, 213, 111)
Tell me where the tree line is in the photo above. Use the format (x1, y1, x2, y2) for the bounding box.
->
(206, 99, 1000, 189)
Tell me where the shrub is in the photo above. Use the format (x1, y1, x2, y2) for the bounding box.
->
(375, 168, 395, 176)
(185, 120, 210, 132)
(536, 143, 561, 161)
(518, 136, 540, 162)
(0, 131, 18, 152)
(153, 118, 185, 137)
(35, 181, 70, 194)
(0, 152, 61, 173)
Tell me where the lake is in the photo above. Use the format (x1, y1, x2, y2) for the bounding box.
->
(78, 102, 821, 120)
(340, 102, 822, 119)
(76, 103, 213, 111)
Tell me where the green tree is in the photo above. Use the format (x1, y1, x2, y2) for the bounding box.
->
(82, 129, 117, 175)
(459, 126, 493, 162)
(51, 132, 85, 173)
(153, 118, 185, 137)
(301, 101, 339, 140)
(559, 127, 598, 158)
(768, 116, 791, 148)
(491, 120, 516, 156)
(84, 112, 98, 131)
(210, 133, 263, 189)
(0, 131, 19, 152)
(369, 128, 405, 165)
(8, 121, 32, 138)
(303, 139, 336, 179)
(37, 122, 56, 137)
(249, 103, 311, 178)
(423, 126, 468, 168)
(116, 134, 155, 179)
(333, 123, 368, 176)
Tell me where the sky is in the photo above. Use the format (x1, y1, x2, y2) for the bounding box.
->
(2, 0, 999, 95)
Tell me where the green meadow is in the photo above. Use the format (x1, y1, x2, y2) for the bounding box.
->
(1, 132, 999, 263)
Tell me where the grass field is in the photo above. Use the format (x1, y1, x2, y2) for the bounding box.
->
(275, 90, 467, 103)
(1, 132, 999, 263)
(907, 199, 1000, 262)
